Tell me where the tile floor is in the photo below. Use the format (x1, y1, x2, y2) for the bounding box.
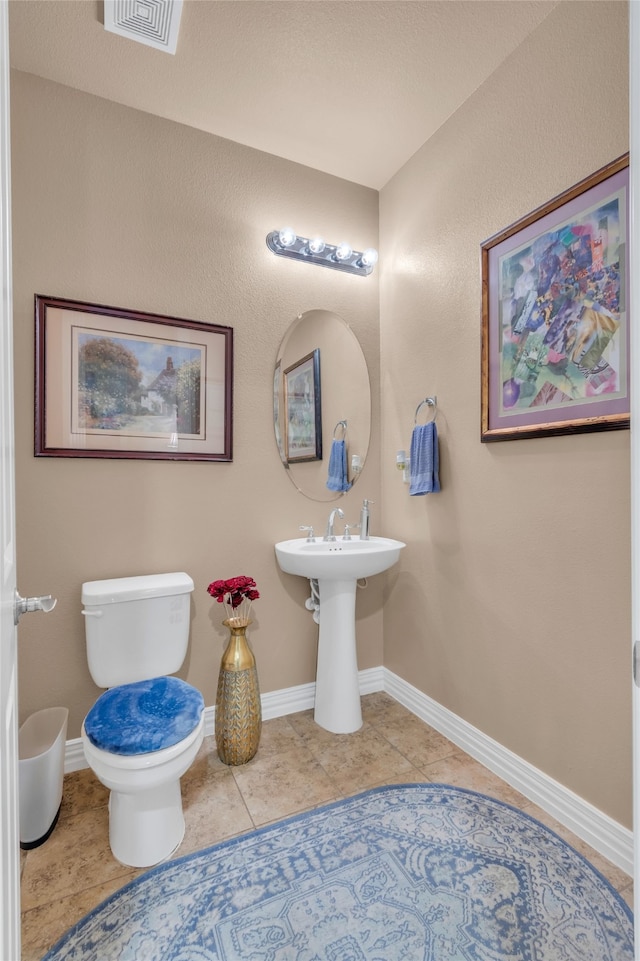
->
(20, 692, 634, 960)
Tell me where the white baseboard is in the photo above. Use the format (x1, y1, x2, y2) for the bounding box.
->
(65, 664, 632, 875)
(64, 738, 87, 773)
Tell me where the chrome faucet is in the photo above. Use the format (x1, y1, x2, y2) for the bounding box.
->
(359, 499, 373, 540)
(323, 507, 344, 541)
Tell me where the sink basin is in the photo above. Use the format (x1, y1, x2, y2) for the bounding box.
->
(275, 534, 406, 736)
(275, 536, 406, 581)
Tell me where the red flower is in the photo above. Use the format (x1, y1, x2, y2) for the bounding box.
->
(207, 580, 229, 603)
(206, 576, 260, 618)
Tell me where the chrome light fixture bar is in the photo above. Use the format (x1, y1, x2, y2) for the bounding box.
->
(266, 228, 378, 276)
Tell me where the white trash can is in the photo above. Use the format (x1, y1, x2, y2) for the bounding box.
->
(19, 707, 68, 849)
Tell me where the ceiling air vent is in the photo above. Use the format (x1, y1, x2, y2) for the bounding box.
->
(104, 0, 183, 55)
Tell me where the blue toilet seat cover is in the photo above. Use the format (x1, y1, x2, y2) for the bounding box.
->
(85, 676, 204, 755)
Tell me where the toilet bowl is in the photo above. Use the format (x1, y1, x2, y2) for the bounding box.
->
(81, 572, 204, 867)
(81, 710, 204, 867)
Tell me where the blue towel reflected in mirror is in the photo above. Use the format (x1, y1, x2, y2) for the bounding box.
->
(326, 439, 352, 492)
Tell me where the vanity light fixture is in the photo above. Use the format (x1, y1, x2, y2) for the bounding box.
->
(266, 228, 378, 276)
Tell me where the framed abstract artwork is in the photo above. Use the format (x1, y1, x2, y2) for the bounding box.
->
(35, 295, 233, 460)
(284, 348, 322, 462)
(481, 154, 629, 442)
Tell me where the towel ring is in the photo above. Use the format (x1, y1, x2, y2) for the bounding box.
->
(414, 396, 437, 425)
(333, 419, 347, 439)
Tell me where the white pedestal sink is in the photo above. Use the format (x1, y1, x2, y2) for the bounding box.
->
(275, 536, 406, 734)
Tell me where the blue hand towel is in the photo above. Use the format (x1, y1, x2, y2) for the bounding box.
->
(409, 421, 440, 495)
(326, 438, 351, 492)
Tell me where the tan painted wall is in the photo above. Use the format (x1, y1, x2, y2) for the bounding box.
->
(11, 71, 382, 738)
(11, 0, 633, 832)
(380, 0, 631, 826)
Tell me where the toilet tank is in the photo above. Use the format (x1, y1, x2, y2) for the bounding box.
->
(81, 572, 194, 688)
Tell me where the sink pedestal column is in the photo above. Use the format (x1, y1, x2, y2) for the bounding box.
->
(314, 579, 362, 734)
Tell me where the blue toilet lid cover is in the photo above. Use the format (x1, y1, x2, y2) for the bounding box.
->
(85, 676, 204, 755)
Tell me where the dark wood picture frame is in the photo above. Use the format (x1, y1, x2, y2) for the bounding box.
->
(35, 295, 233, 461)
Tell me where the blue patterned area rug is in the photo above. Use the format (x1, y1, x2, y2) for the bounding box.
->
(42, 784, 633, 961)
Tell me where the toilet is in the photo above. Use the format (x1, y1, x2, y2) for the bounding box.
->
(80, 572, 205, 868)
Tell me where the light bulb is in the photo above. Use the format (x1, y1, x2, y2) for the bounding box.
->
(278, 227, 296, 248)
(308, 237, 325, 254)
(360, 247, 379, 267)
(334, 241, 353, 262)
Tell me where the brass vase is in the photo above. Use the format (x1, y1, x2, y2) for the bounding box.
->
(215, 618, 262, 765)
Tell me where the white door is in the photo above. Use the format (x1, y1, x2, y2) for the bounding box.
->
(632, 2, 640, 949)
(0, 1, 20, 957)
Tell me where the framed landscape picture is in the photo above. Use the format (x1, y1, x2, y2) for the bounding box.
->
(481, 154, 629, 442)
(35, 295, 233, 461)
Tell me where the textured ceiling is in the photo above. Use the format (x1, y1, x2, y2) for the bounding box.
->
(8, 0, 559, 189)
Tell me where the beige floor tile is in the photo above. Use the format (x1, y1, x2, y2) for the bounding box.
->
(58, 767, 109, 821)
(619, 883, 634, 909)
(230, 743, 338, 824)
(183, 733, 237, 781)
(252, 714, 306, 757)
(422, 751, 528, 807)
(379, 714, 459, 767)
(361, 691, 416, 726)
(305, 722, 416, 795)
(179, 766, 254, 857)
(21, 806, 133, 912)
(286, 708, 342, 745)
(346, 768, 432, 795)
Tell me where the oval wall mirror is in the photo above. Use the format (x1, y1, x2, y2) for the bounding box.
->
(274, 309, 371, 502)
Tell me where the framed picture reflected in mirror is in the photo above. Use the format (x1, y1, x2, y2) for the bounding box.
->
(284, 348, 322, 463)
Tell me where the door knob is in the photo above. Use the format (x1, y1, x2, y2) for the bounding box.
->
(14, 590, 57, 625)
